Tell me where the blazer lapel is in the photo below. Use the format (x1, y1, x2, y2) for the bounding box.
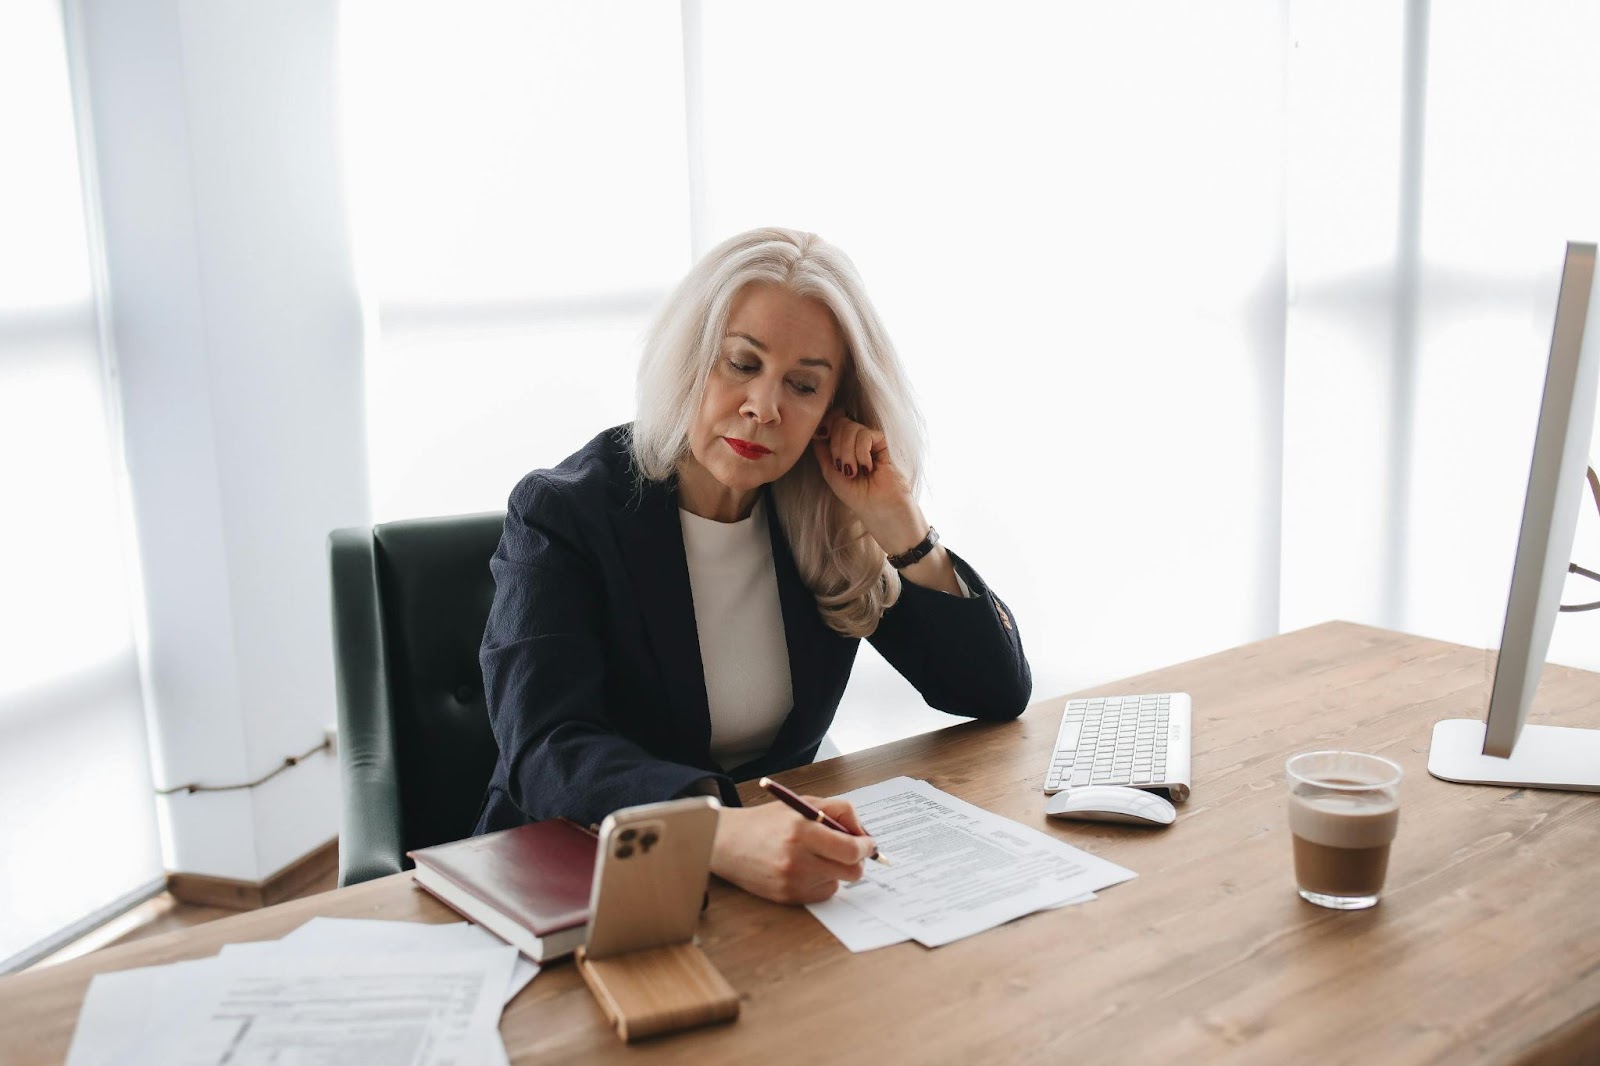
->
(610, 476, 713, 760)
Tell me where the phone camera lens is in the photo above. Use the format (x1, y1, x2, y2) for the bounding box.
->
(619, 828, 637, 842)
(615, 843, 634, 859)
(639, 831, 659, 852)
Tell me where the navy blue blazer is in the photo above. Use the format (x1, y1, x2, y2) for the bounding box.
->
(472, 426, 1032, 833)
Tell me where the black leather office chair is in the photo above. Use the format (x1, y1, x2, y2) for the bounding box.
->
(328, 512, 506, 887)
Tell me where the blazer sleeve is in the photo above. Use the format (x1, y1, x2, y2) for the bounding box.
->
(866, 550, 1032, 720)
(480, 475, 734, 828)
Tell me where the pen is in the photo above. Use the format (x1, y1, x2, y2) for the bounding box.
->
(758, 777, 890, 866)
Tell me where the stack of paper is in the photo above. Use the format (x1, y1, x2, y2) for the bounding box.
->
(807, 777, 1137, 951)
(66, 918, 538, 1066)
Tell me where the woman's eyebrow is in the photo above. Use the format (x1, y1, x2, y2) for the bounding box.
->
(726, 331, 834, 371)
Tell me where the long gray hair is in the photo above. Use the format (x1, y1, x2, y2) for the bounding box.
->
(632, 227, 925, 638)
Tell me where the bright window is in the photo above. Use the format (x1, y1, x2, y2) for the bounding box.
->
(0, 0, 162, 971)
(339, 0, 692, 521)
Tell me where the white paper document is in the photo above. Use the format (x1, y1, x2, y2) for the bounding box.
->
(223, 932, 524, 1066)
(68, 960, 212, 1066)
(127, 947, 514, 1066)
(818, 776, 1136, 948)
(806, 895, 913, 952)
(808, 891, 1098, 953)
(278, 917, 539, 1004)
(70, 946, 516, 1066)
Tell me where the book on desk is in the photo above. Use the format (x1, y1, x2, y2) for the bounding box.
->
(408, 817, 597, 963)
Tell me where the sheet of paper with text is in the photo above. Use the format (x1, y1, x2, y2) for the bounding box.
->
(818, 777, 1135, 948)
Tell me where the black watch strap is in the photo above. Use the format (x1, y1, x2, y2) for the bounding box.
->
(887, 526, 940, 569)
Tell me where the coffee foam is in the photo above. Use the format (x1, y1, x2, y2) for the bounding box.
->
(1288, 791, 1399, 849)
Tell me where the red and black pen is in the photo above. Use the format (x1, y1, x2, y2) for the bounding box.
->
(758, 777, 891, 866)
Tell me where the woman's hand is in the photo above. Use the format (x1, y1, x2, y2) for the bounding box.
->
(710, 795, 877, 905)
(811, 411, 926, 554)
(810, 412, 962, 595)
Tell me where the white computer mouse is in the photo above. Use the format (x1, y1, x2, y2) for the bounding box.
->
(1045, 785, 1176, 827)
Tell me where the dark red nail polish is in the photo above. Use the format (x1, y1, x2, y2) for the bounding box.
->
(844, 465, 853, 477)
(835, 459, 842, 471)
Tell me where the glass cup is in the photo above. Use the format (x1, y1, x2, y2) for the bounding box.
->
(1285, 751, 1403, 910)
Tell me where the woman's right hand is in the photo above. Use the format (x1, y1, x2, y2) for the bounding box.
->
(709, 797, 877, 904)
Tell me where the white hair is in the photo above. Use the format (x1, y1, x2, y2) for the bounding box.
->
(632, 227, 926, 638)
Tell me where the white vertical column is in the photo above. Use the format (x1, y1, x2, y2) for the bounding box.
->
(69, 0, 368, 880)
(1280, 2, 1410, 635)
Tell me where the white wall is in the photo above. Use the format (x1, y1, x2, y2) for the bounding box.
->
(72, 0, 366, 880)
(1282, 0, 1600, 700)
(1404, 0, 1600, 674)
(1280, 1, 1411, 638)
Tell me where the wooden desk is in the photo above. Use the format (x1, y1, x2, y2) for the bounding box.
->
(6, 622, 1600, 1064)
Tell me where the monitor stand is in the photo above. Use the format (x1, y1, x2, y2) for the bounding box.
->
(1428, 719, 1600, 791)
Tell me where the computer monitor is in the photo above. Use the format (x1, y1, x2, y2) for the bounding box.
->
(1428, 241, 1600, 792)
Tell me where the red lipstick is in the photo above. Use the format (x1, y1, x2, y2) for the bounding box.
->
(723, 437, 772, 460)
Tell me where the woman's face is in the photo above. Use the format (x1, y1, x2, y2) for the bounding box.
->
(679, 282, 844, 520)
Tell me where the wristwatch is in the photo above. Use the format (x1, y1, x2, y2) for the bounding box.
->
(886, 526, 940, 569)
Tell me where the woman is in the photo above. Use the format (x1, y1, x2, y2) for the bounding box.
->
(473, 227, 1031, 904)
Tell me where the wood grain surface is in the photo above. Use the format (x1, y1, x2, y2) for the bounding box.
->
(4, 622, 1599, 1065)
(576, 943, 740, 1042)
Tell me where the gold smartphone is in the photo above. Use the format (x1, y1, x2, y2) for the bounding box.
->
(584, 796, 721, 960)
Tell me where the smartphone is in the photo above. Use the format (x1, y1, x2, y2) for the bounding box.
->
(584, 795, 721, 960)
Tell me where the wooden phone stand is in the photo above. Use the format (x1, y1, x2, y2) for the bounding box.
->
(574, 941, 740, 1043)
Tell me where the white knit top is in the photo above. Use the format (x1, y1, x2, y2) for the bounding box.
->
(679, 498, 793, 772)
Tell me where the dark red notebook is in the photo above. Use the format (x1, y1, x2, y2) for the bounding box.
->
(408, 818, 598, 961)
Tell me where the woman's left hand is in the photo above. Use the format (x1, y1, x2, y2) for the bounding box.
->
(811, 412, 925, 551)
(813, 413, 910, 508)
(811, 411, 964, 595)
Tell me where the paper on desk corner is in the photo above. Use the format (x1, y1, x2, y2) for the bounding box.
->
(109, 947, 517, 1066)
(808, 885, 1099, 952)
(806, 895, 910, 952)
(829, 776, 1135, 948)
(67, 959, 220, 1066)
(278, 916, 538, 1004)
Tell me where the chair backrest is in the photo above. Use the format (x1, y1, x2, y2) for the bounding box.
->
(329, 512, 506, 885)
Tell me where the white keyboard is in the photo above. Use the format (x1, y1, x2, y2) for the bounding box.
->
(1044, 692, 1193, 803)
